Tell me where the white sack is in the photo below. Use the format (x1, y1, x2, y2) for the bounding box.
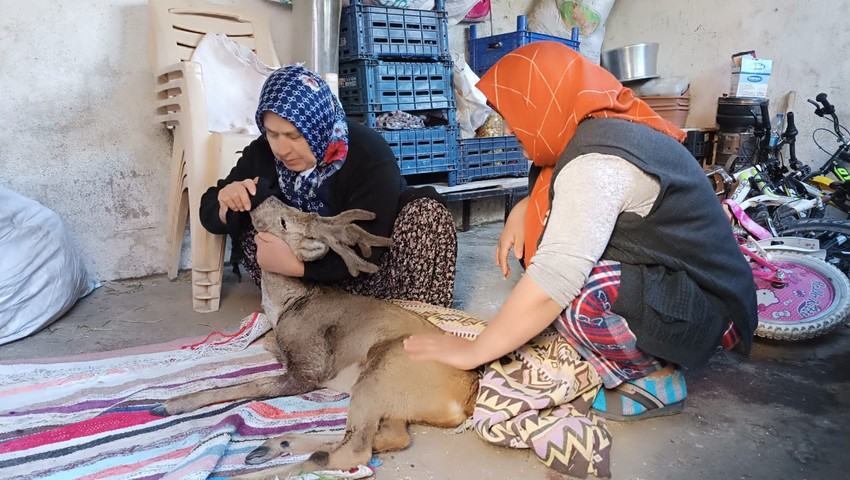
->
(191, 33, 276, 135)
(0, 185, 100, 345)
(452, 53, 493, 138)
(528, 0, 616, 65)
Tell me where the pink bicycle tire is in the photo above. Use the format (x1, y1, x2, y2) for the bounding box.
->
(753, 251, 850, 341)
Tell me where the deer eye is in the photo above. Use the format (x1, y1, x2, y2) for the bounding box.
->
(279, 217, 286, 229)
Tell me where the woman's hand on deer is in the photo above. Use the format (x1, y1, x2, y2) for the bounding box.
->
(497, 196, 529, 278)
(255, 231, 305, 277)
(404, 333, 483, 371)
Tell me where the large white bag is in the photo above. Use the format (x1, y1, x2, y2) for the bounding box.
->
(0, 185, 100, 345)
(452, 53, 493, 138)
(192, 33, 276, 135)
(528, 0, 616, 65)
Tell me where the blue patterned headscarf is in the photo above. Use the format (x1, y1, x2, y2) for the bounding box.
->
(256, 65, 349, 214)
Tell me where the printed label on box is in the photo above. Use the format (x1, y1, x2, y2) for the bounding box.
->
(730, 56, 772, 98)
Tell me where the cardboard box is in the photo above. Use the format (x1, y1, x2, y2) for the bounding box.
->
(730, 54, 772, 98)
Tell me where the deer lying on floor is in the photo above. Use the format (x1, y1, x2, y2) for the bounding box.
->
(151, 196, 478, 479)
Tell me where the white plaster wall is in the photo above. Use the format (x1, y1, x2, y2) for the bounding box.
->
(454, 0, 850, 166)
(602, 0, 850, 165)
(0, 0, 296, 281)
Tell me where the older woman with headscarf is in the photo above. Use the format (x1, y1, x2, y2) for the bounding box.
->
(199, 65, 457, 308)
(405, 42, 757, 421)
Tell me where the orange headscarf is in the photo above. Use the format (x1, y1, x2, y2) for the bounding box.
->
(476, 41, 686, 265)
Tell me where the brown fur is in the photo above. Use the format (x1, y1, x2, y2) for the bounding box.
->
(151, 197, 478, 479)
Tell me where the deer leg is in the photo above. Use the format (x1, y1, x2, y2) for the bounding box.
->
(150, 375, 314, 416)
(373, 418, 410, 452)
(235, 374, 384, 479)
(244, 433, 345, 465)
(261, 331, 281, 357)
(243, 399, 409, 467)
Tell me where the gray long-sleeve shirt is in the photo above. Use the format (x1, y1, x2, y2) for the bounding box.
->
(526, 153, 660, 308)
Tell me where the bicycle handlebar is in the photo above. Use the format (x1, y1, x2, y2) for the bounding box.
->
(809, 92, 848, 146)
(816, 93, 835, 115)
(758, 101, 772, 156)
(784, 111, 798, 138)
(783, 111, 804, 172)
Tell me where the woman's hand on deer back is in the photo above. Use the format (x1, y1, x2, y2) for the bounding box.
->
(255, 231, 305, 277)
(404, 333, 481, 371)
(497, 196, 529, 278)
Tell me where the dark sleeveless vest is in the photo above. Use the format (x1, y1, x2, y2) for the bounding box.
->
(533, 118, 757, 367)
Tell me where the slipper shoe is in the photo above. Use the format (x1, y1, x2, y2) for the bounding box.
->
(591, 368, 687, 422)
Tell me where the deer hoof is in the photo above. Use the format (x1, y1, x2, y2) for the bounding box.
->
(149, 404, 170, 417)
(245, 446, 272, 465)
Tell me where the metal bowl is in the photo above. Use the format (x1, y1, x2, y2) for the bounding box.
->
(600, 42, 659, 83)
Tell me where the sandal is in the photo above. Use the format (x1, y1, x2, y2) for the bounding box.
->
(591, 368, 687, 422)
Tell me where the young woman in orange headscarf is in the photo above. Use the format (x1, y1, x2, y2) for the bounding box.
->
(405, 42, 757, 421)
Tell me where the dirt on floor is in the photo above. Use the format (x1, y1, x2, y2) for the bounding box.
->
(3, 223, 849, 480)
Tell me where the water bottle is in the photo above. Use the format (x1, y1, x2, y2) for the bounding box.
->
(769, 113, 785, 147)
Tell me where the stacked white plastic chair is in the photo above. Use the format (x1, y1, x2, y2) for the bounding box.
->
(149, 0, 280, 312)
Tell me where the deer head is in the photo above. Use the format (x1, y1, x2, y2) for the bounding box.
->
(250, 196, 393, 276)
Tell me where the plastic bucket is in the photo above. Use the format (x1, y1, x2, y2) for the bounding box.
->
(716, 97, 768, 132)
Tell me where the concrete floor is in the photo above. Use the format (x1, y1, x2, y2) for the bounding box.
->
(3, 223, 849, 480)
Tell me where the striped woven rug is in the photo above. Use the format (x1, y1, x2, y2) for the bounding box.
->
(0, 327, 373, 480)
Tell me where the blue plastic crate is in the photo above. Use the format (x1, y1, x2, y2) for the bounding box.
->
(339, 59, 455, 114)
(457, 135, 529, 184)
(380, 125, 458, 177)
(468, 16, 580, 78)
(339, 0, 450, 62)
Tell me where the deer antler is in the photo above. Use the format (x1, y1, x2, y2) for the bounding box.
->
(304, 210, 394, 277)
(251, 197, 393, 277)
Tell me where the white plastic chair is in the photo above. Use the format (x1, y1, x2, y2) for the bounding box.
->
(149, 0, 280, 312)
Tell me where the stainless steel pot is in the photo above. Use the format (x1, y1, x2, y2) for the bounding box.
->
(600, 43, 659, 83)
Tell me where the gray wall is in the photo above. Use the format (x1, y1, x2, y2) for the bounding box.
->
(602, 0, 850, 143)
(1, 0, 847, 281)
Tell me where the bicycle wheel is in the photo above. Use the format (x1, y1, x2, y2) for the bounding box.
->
(776, 218, 850, 274)
(753, 251, 850, 341)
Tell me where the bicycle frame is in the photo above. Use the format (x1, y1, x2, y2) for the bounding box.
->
(727, 166, 824, 226)
(740, 244, 788, 285)
(723, 198, 824, 288)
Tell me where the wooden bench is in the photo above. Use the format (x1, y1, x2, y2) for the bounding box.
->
(432, 177, 529, 232)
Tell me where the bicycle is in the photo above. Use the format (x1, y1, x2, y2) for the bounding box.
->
(709, 95, 850, 276)
(722, 197, 850, 340)
(706, 155, 850, 340)
(713, 155, 850, 277)
(721, 101, 834, 223)
(791, 93, 850, 212)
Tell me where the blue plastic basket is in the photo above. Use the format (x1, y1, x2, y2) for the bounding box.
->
(380, 125, 458, 177)
(457, 135, 529, 184)
(468, 16, 580, 78)
(339, 0, 450, 62)
(339, 59, 455, 114)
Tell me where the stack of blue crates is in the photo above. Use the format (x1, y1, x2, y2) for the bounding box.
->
(338, 0, 459, 185)
(458, 16, 580, 184)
